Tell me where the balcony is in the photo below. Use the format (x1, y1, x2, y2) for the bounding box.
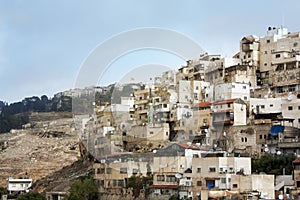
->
(271, 55, 300, 65)
(135, 99, 149, 105)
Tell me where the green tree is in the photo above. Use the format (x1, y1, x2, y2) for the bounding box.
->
(252, 153, 296, 175)
(64, 176, 98, 200)
(127, 174, 153, 198)
(0, 186, 8, 198)
(16, 192, 45, 200)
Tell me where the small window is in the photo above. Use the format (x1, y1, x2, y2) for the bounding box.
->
(244, 96, 247, 101)
(245, 137, 248, 142)
(106, 168, 112, 174)
(276, 54, 281, 58)
(298, 106, 300, 110)
(261, 105, 265, 109)
(270, 104, 273, 107)
(209, 167, 216, 172)
(197, 181, 202, 186)
(241, 138, 244, 142)
(221, 178, 226, 184)
(264, 135, 266, 139)
(298, 118, 300, 124)
(288, 106, 293, 111)
(232, 84, 235, 88)
(120, 168, 127, 174)
(243, 86, 247, 89)
(233, 184, 238, 188)
(157, 175, 165, 181)
(132, 168, 138, 174)
(259, 135, 262, 139)
(197, 168, 201, 173)
(149, 131, 154, 134)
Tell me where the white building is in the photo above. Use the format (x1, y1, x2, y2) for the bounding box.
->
(250, 97, 282, 115)
(282, 94, 300, 128)
(214, 82, 250, 102)
(7, 177, 32, 194)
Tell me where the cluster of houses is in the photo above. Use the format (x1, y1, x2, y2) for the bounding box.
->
(75, 26, 300, 199)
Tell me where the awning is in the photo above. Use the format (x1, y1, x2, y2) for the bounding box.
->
(270, 125, 285, 136)
(149, 185, 178, 189)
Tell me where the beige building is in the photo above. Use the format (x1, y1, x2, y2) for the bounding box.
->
(292, 157, 300, 196)
(282, 94, 300, 128)
(211, 98, 247, 127)
(231, 174, 275, 199)
(258, 27, 300, 95)
(93, 153, 152, 196)
(191, 156, 251, 199)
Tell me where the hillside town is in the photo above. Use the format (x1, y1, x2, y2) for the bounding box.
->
(66, 26, 300, 199)
(2, 26, 300, 200)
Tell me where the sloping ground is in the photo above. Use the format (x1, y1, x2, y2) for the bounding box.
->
(31, 158, 92, 194)
(0, 112, 80, 188)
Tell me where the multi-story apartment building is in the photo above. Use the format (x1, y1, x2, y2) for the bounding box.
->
(259, 27, 300, 95)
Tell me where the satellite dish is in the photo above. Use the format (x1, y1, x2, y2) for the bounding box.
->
(175, 173, 183, 179)
(153, 150, 157, 154)
(264, 147, 269, 152)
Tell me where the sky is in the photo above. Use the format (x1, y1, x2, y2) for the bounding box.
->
(1, 0, 300, 103)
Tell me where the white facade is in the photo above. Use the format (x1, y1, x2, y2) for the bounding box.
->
(178, 80, 192, 104)
(282, 94, 300, 128)
(121, 96, 134, 108)
(214, 82, 250, 102)
(250, 97, 282, 115)
(7, 177, 32, 193)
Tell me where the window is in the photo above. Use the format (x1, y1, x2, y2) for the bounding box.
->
(120, 168, 127, 174)
(244, 96, 247, 101)
(197, 181, 202, 186)
(264, 135, 267, 139)
(243, 86, 247, 89)
(270, 104, 273, 107)
(298, 118, 300, 124)
(106, 168, 112, 174)
(289, 85, 296, 92)
(232, 84, 235, 88)
(261, 105, 265, 109)
(209, 167, 216, 172)
(276, 54, 281, 58)
(267, 39, 270, 43)
(221, 178, 226, 184)
(132, 168, 138, 174)
(98, 168, 105, 174)
(118, 180, 124, 187)
(288, 106, 293, 111)
(197, 168, 201, 173)
(157, 175, 165, 181)
(245, 137, 248, 142)
(149, 131, 154, 134)
(241, 138, 244, 142)
(298, 106, 300, 110)
(259, 135, 262, 139)
(166, 175, 176, 182)
(196, 86, 199, 90)
(227, 103, 231, 108)
(297, 181, 300, 187)
(233, 184, 238, 188)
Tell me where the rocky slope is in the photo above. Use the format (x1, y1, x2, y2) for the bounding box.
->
(0, 112, 81, 188)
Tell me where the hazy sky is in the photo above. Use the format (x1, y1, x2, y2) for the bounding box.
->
(1, 0, 300, 103)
